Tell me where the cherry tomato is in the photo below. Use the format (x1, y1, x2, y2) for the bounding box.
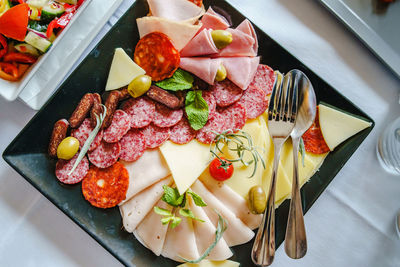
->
(209, 157, 234, 181)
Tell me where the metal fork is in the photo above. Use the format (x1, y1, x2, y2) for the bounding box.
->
(251, 71, 298, 266)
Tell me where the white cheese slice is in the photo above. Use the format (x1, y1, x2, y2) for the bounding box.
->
(105, 48, 145, 91)
(159, 140, 211, 195)
(177, 259, 240, 267)
(319, 103, 372, 151)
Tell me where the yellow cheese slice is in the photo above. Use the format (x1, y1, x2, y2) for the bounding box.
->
(319, 103, 372, 151)
(105, 48, 145, 91)
(159, 140, 211, 195)
(177, 259, 240, 267)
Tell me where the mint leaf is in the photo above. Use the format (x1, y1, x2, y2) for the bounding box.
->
(187, 191, 207, 207)
(299, 138, 305, 167)
(185, 90, 209, 130)
(154, 206, 172, 216)
(161, 185, 185, 207)
(179, 208, 205, 222)
(155, 69, 194, 91)
(170, 216, 182, 229)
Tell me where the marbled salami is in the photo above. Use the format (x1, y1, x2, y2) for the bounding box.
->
(218, 102, 246, 131)
(249, 64, 275, 95)
(141, 124, 170, 149)
(71, 118, 103, 152)
(210, 79, 243, 107)
(196, 112, 226, 144)
(153, 103, 183, 128)
(203, 90, 216, 119)
(238, 85, 268, 119)
(88, 141, 121, 169)
(55, 154, 89, 184)
(169, 118, 196, 144)
(122, 97, 155, 128)
(103, 110, 131, 143)
(119, 129, 146, 162)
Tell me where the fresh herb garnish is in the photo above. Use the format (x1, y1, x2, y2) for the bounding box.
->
(155, 69, 194, 91)
(210, 129, 266, 178)
(179, 211, 227, 263)
(299, 137, 305, 167)
(179, 208, 205, 222)
(68, 105, 106, 176)
(186, 191, 207, 207)
(161, 185, 186, 207)
(185, 90, 209, 130)
(154, 207, 182, 229)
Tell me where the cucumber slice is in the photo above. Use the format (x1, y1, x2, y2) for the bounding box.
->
(14, 43, 41, 57)
(26, 0, 49, 9)
(41, 1, 65, 23)
(24, 31, 52, 53)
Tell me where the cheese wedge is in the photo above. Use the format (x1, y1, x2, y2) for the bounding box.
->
(178, 259, 240, 267)
(319, 103, 372, 151)
(160, 140, 211, 195)
(105, 48, 145, 91)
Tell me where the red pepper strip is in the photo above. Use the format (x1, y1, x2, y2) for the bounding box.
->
(0, 62, 19, 81)
(3, 52, 37, 64)
(63, 4, 77, 13)
(46, 19, 57, 38)
(56, 12, 74, 28)
(0, 34, 7, 59)
(78, 0, 85, 7)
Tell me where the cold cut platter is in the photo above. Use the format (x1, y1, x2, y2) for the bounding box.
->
(3, 0, 374, 266)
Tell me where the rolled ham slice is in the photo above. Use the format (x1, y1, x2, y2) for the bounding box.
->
(147, 0, 204, 24)
(189, 195, 233, 261)
(199, 7, 230, 32)
(221, 57, 260, 89)
(191, 180, 254, 246)
(137, 16, 201, 51)
(216, 28, 256, 57)
(199, 170, 262, 230)
(180, 29, 219, 57)
(161, 210, 200, 262)
(120, 149, 170, 205)
(133, 200, 172, 256)
(236, 19, 258, 56)
(120, 176, 173, 233)
(180, 57, 222, 85)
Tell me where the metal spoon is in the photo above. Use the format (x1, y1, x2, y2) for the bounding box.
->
(396, 210, 400, 239)
(284, 70, 316, 259)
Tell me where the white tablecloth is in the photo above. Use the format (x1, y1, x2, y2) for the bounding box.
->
(1, 0, 399, 266)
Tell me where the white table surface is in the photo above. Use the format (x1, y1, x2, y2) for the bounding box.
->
(1, 0, 400, 266)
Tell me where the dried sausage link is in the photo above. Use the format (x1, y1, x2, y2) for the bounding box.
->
(48, 119, 69, 158)
(69, 93, 94, 128)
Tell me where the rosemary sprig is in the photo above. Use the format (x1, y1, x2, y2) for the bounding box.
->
(210, 129, 266, 178)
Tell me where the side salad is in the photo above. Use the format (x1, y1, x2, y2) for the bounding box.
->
(0, 0, 84, 82)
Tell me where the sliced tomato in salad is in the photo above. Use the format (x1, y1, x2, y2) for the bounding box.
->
(3, 52, 37, 64)
(0, 3, 30, 41)
(0, 34, 7, 59)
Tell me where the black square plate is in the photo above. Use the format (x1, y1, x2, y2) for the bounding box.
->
(2, 0, 374, 266)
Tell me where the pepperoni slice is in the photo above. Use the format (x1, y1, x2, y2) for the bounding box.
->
(55, 154, 89, 184)
(122, 97, 155, 128)
(119, 129, 146, 162)
(210, 79, 243, 107)
(71, 118, 103, 152)
(169, 118, 197, 144)
(203, 90, 216, 119)
(82, 162, 129, 209)
(134, 32, 180, 81)
(88, 141, 121, 168)
(153, 103, 183, 128)
(141, 124, 170, 148)
(217, 102, 246, 132)
(249, 64, 275, 95)
(238, 85, 268, 119)
(196, 112, 226, 144)
(302, 108, 330, 154)
(103, 110, 131, 143)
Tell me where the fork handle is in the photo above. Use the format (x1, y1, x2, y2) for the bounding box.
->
(251, 142, 283, 266)
(284, 137, 307, 259)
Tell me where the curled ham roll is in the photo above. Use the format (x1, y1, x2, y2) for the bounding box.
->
(236, 19, 258, 56)
(180, 57, 222, 85)
(221, 56, 260, 89)
(199, 7, 230, 32)
(180, 29, 219, 57)
(147, 0, 204, 24)
(215, 28, 256, 57)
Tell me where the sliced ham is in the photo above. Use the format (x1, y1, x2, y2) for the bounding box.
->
(236, 19, 258, 56)
(137, 16, 201, 51)
(216, 28, 256, 57)
(120, 176, 173, 233)
(147, 0, 204, 24)
(180, 29, 218, 57)
(221, 57, 260, 89)
(134, 200, 172, 256)
(199, 7, 230, 32)
(199, 170, 262, 230)
(162, 210, 200, 262)
(180, 57, 221, 85)
(188, 195, 233, 261)
(119, 149, 170, 205)
(191, 180, 254, 246)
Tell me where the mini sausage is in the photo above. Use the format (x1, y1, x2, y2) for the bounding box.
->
(68, 93, 94, 128)
(102, 90, 120, 129)
(90, 93, 103, 127)
(146, 85, 181, 109)
(118, 87, 130, 101)
(48, 119, 69, 158)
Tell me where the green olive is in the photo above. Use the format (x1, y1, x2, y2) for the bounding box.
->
(211, 30, 233, 49)
(215, 64, 227, 82)
(128, 74, 152, 98)
(248, 185, 267, 214)
(57, 137, 79, 160)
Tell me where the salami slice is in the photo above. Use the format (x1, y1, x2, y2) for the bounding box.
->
(196, 112, 226, 144)
(302, 108, 330, 154)
(88, 141, 121, 169)
(210, 79, 243, 107)
(238, 85, 268, 119)
(153, 103, 183, 128)
(119, 129, 146, 162)
(202, 90, 216, 119)
(82, 162, 129, 208)
(71, 118, 103, 152)
(141, 124, 170, 148)
(55, 154, 89, 184)
(134, 32, 180, 81)
(103, 110, 131, 143)
(249, 64, 275, 95)
(169, 118, 196, 144)
(122, 97, 155, 128)
(218, 102, 247, 131)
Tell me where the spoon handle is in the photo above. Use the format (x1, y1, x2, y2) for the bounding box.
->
(284, 137, 307, 259)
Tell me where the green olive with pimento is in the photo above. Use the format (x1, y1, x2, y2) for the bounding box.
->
(211, 30, 233, 49)
(248, 185, 267, 214)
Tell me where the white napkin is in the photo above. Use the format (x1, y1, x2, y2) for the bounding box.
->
(18, 0, 123, 110)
